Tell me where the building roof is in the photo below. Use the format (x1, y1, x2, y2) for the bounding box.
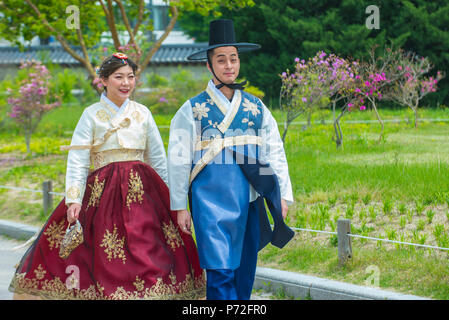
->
(0, 43, 208, 65)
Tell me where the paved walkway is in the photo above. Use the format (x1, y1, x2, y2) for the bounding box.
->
(0, 236, 27, 300)
(0, 219, 431, 300)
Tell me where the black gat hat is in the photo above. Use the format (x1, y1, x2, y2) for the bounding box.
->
(187, 19, 261, 61)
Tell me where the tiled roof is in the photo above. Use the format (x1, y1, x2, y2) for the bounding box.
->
(0, 43, 208, 65)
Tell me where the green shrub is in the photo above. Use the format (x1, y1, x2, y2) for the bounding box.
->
(136, 68, 266, 115)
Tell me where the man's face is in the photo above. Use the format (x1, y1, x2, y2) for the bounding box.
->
(207, 46, 240, 84)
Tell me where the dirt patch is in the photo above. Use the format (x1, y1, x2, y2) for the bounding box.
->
(0, 153, 66, 172)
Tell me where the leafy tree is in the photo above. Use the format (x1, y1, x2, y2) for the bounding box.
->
(0, 0, 254, 94)
(179, 0, 449, 105)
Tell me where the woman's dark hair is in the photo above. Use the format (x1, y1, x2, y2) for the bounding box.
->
(98, 55, 138, 79)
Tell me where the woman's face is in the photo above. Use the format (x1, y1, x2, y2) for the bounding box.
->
(101, 65, 136, 105)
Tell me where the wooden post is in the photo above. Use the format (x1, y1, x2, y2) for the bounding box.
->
(337, 218, 352, 266)
(42, 180, 53, 216)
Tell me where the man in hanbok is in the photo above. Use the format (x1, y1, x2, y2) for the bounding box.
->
(168, 19, 294, 300)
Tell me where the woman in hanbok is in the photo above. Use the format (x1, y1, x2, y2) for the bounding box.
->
(9, 53, 206, 300)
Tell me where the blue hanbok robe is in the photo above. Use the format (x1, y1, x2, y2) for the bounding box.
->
(187, 88, 294, 270)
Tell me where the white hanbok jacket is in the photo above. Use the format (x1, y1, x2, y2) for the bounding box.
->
(63, 95, 168, 206)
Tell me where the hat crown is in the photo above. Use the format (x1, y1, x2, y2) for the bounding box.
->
(209, 19, 236, 46)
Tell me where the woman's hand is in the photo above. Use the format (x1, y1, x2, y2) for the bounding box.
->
(177, 209, 192, 235)
(67, 203, 81, 224)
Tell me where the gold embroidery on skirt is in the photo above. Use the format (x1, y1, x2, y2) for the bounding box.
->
(10, 269, 207, 300)
(169, 270, 177, 285)
(162, 220, 184, 251)
(100, 224, 127, 264)
(133, 276, 145, 292)
(86, 175, 105, 210)
(43, 220, 66, 250)
(126, 169, 144, 210)
(34, 265, 46, 280)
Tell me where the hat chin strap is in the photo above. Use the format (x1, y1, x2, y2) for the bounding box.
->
(207, 55, 247, 91)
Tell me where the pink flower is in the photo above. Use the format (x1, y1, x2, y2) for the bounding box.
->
(302, 97, 307, 103)
(159, 97, 168, 103)
(360, 105, 366, 110)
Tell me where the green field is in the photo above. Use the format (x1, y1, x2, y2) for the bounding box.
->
(1, 102, 449, 299)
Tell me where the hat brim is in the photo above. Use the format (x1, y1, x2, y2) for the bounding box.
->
(187, 43, 261, 61)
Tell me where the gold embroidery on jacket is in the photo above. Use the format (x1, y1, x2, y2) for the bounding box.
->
(192, 102, 210, 120)
(242, 98, 261, 117)
(126, 169, 144, 210)
(91, 149, 144, 170)
(96, 109, 111, 122)
(162, 220, 184, 250)
(100, 225, 127, 264)
(86, 175, 105, 209)
(132, 110, 143, 123)
(43, 220, 66, 250)
(67, 186, 80, 200)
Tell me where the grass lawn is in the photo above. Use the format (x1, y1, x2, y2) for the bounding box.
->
(1, 103, 449, 298)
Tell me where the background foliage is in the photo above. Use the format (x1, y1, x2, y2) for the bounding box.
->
(179, 0, 449, 106)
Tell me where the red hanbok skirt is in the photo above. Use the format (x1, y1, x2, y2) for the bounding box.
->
(9, 160, 206, 300)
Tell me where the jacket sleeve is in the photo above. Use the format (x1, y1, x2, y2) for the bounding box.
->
(167, 100, 195, 211)
(143, 111, 169, 186)
(260, 102, 294, 204)
(65, 109, 94, 205)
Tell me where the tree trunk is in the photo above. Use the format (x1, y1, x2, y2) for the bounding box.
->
(413, 107, 419, 128)
(307, 110, 312, 128)
(282, 120, 291, 143)
(25, 131, 31, 155)
(332, 101, 336, 123)
(333, 118, 343, 148)
(371, 99, 384, 141)
(333, 109, 346, 149)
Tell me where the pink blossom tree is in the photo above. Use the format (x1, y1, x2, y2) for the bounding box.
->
(279, 51, 345, 142)
(385, 51, 444, 128)
(7, 61, 61, 154)
(355, 46, 406, 140)
(280, 51, 367, 147)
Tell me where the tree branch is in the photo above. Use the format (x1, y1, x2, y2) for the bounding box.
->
(114, 0, 141, 55)
(99, 0, 121, 49)
(24, 0, 89, 68)
(132, 0, 145, 37)
(137, 5, 179, 77)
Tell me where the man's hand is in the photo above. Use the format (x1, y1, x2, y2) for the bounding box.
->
(177, 209, 192, 235)
(281, 199, 288, 220)
(67, 203, 81, 224)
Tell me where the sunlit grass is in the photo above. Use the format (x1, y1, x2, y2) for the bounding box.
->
(2, 105, 449, 298)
